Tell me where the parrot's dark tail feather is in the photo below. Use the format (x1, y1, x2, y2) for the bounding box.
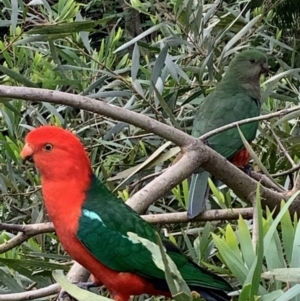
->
(188, 171, 211, 218)
(196, 288, 231, 301)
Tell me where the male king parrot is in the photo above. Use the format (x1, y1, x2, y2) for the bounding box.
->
(21, 126, 232, 301)
(188, 49, 268, 218)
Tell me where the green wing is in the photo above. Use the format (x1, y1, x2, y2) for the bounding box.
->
(77, 176, 231, 291)
(77, 177, 164, 280)
(192, 87, 260, 159)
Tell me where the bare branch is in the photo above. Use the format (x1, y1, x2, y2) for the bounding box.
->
(272, 164, 300, 177)
(250, 171, 285, 192)
(0, 86, 192, 147)
(0, 223, 54, 253)
(126, 147, 208, 212)
(0, 222, 54, 235)
(0, 284, 60, 301)
(143, 208, 254, 224)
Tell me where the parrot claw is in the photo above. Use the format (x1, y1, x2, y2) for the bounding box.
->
(57, 290, 74, 301)
(57, 281, 99, 301)
(240, 164, 253, 176)
(77, 280, 99, 290)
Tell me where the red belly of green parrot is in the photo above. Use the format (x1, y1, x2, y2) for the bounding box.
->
(74, 243, 170, 301)
(230, 148, 251, 168)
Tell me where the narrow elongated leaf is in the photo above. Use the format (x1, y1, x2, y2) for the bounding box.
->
(0, 66, 38, 87)
(238, 216, 255, 269)
(53, 270, 112, 301)
(222, 15, 261, 55)
(150, 44, 168, 93)
(262, 268, 300, 283)
(108, 146, 180, 181)
(281, 202, 295, 264)
(212, 233, 248, 284)
(275, 284, 300, 301)
(131, 43, 140, 81)
(0, 268, 24, 292)
(251, 186, 264, 297)
(114, 24, 163, 53)
(263, 192, 300, 253)
(27, 19, 115, 35)
(152, 83, 181, 129)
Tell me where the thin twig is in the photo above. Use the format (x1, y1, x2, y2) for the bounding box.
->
(0, 223, 54, 254)
(286, 171, 300, 198)
(0, 262, 92, 301)
(272, 163, 300, 177)
(267, 124, 296, 167)
(0, 85, 192, 148)
(0, 188, 41, 197)
(200, 106, 300, 141)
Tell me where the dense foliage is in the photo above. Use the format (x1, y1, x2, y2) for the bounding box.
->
(0, 0, 300, 300)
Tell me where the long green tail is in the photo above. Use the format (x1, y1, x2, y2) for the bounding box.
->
(188, 170, 210, 218)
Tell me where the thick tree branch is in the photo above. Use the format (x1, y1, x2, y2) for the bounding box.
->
(0, 86, 191, 147)
(144, 208, 254, 223)
(126, 147, 208, 211)
(250, 171, 285, 192)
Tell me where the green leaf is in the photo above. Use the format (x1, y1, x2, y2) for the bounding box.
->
(0, 268, 24, 292)
(262, 268, 300, 283)
(0, 66, 38, 87)
(52, 270, 112, 301)
(250, 185, 264, 298)
(114, 24, 164, 53)
(27, 20, 112, 35)
(281, 201, 295, 264)
(238, 216, 255, 269)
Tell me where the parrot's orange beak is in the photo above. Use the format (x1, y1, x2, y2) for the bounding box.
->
(21, 143, 34, 161)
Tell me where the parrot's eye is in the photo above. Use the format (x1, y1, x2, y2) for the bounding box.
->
(249, 58, 256, 64)
(43, 143, 53, 151)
